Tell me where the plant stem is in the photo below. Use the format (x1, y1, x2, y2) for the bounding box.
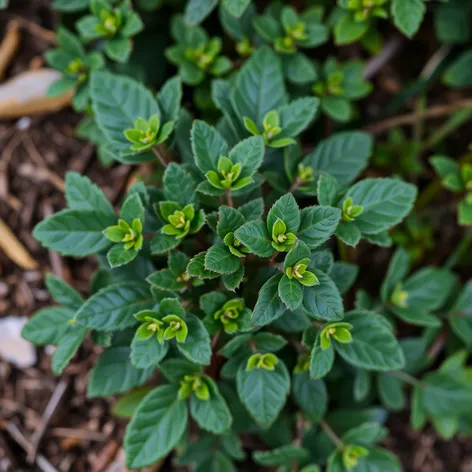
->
(389, 370, 421, 386)
(152, 146, 168, 168)
(337, 239, 349, 262)
(320, 420, 344, 449)
(289, 178, 302, 193)
(444, 228, 472, 270)
(211, 330, 221, 350)
(226, 188, 234, 208)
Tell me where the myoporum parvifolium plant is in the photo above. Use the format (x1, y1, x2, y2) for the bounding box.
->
(18, 0, 472, 470)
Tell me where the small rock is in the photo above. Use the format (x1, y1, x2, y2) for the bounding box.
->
(0, 316, 36, 367)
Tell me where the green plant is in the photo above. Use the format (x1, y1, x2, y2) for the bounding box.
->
(21, 0, 472, 471)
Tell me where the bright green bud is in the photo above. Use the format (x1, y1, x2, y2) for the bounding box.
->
(320, 322, 353, 350)
(274, 35, 297, 54)
(263, 110, 282, 142)
(224, 232, 250, 257)
(97, 8, 122, 37)
(104, 217, 143, 251)
(178, 375, 210, 401)
(271, 218, 297, 252)
(205, 156, 252, 191)
(246, 353, 279, 371)
(391, 283, 408, 308)
(286, 258, 319, 287)
(176, 272, 191, 283)
(162, 314, 188, 343)
(342, 445, 369, 470)
(461, 164, 472, 190)
(134, 315, 165, 342)
(342, 197, 364, 222)
(236, 36, 253, 57)
(327, 71, 344, 96)
(214, 299, 245, 334)
(124, 114, 161, 151)
(185, 38, 222, 71)
(286, 22, 307, 41)
(162, 204, 195, 239)
(294, 352, 311, 373)
(297, 164, 315, 185)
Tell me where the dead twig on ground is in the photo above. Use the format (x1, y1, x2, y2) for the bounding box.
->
(0, 20, 21, 79)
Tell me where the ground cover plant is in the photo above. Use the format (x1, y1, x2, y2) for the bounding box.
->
(13, 0, 472, 470)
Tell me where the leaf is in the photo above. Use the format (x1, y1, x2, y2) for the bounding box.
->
(147, 269, 183, 292)
(335, 310, 405, 371)
(159, 358, 201, 382)
(302, 132, 372, 186)
(317, 173, 339, 206)
(177, 314, 212, 365)
(33, 209, 115, 257)
(131, 335, 169, 369)
(284, 240, 311, 270)
(190, 378, 232, 434)
(187, 252, 220, 279)
(185, 0, 218, 25)
(334, 11, 370, 45)
(277, 97, 319, 139)
(52, 0, 88, 11)
(292, 371, 327, 422)
(391, 0, 426, 38)
(328, 262, 358, 295)
(195, 452, 236, 472)
(253, 333, 287, 352)
(297, 206, 341, 249)
(107, 244, 139, 268)
(45, 274, 84, 310)
(151, 233, 180, 254)
(237, 360, 290, 428)
(335, 221, 362, 247)
(91, 71, 159, 149)
(380, 248, 410, 302)
(222, 0, 250, 17)
(403, 268, 457, 312)
(222, 265, 245, 291)
(65, 172, 115, 217)
(205, 243, 241, 274)
(239, 198, 264, 221)
(76, 283, 154, 331)
(22, 307, 74, 345)
(302, 270, 344, 322)
(252, 274, 286, 326)
(234, 220, 274, 258)
(191, 120, 228, 174)
(253, 444, 309, 466)
(450, 281, 472, 345)
(51, 324, 88, 374)
(346, 178, 417, 234)
(310, 336, 334, 379)
(278, 275, 304, 311)
(443, 50, 472, 88)
(217, 206, 246, 239)
(163, 162, 197, 207)
(124, 385, 188, 468)
(112, 387, 154, 419)
(377, 374, 405, 411)
(157, 75, 182, 123)
(229, 136, 264, 176)
(267, 193, 300, 234)
(88, 346, 154, 397)
(232, 46, 286, 128)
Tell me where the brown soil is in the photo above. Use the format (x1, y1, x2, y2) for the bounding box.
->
(0, 1, 471, 471)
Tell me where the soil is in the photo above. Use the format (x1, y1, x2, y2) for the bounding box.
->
(0, 1, 471, 471)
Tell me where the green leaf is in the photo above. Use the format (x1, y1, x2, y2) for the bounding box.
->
(147, 269, 183, 292)
(346, 178, 417, 234)
(267, 193, 300, 234)
(124, 385, 188, 468)
(239, 198, 264, 221)
(65, 172, 115, 217)
(253, 333, 287, 352)
(107, 244, 139, 268)
(217, 206, 246, 239)
(278, 97, 319, 139)
(88, 346, 154, 397)
(335, 310, 405, 371)
(91, 72, 159, 150)
(76, 283, 154, 331)
(190, 378, 232, 434)
(229, 136, 264, 176)
(187, 252, 220, 279)
(45, 274, 84, 310)
(157, 75, 182, 123)
(283, 53, 318, 85)
(403, 268, 456, 311)
(335, 221, 362, 247)
(33, 209, 115, 257)
(151, 233, 180, 254)
(334, 11, 370, 45)
(176, 314, 212, 365)
(297, 206, 341, 249)
(192, 120, 229, 174)
(380, 248, 410, 302)
(302, 270, 344, 322)
(222, 265, 245, 291)
(329, 262, 358, 295)
(163, 162, 197, 207)
(302, 132, 372, 186)
(292, 371, 327, 422)
(112, 387, 154, 419)
(52, 0, 88, 11)
(22, 307, 74, 346)
(51, 324, 88, 374)
(321, 96, 352, 122)
(444, 49, 472, 88)
(160, 358, 201, 382)
(377, 374, 405, 411)
(237, 360, 290, 428)
(391, 0, 426, 38)
(310, 335, 334, 379)
(205, 243, 241, 274)
(195, 452, 236, 472)
(252, 274, 286, 326)
(278, 275, 304, 311)
(253, 444, 309, 466)
(232, 46, 286, 128)
(131, 334, 169, 369)
(222, 0, 250, 17)
(234, 220, 274, 258)
(185, 0, 218, 25)
(450, 281, 472, 345)
(317, 173, 339, 206)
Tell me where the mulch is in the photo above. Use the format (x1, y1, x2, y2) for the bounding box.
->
(0, 1, 471, 471)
